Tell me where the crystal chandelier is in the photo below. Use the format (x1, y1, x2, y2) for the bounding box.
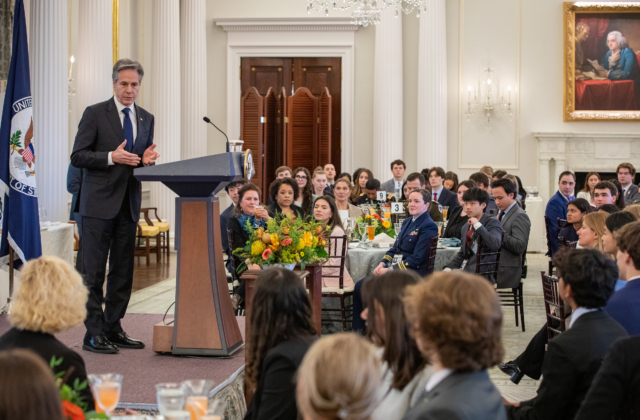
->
(464, 66, 514, 131)
(307, 0, 428, 26)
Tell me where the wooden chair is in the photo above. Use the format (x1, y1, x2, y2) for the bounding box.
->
(541, 271, 570, 339)
(475, 232, 504, 282)
(68, 220, 79, 251)
(497, 245, 526, 332)
(139, 207, 170, 258)
(544, 217, 567, 275)
(425, 236, 439, 276)
(135, 222, 161, 266)
(320, 234, 352, 331)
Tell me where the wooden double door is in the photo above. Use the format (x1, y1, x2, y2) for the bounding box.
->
(240, 57, 341, 195)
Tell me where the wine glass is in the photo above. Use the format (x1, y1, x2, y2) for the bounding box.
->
(201, 399, 227, 420)
(156, 383, 187, 416)
(88, 374, 122, 417)
(182, 379, 215, 420)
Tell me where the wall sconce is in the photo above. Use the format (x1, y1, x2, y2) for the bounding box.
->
(68, 55, 76, 113)
(464, 66, 514, 131)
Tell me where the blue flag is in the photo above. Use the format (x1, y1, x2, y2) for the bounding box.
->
(0, 0, 42, 267)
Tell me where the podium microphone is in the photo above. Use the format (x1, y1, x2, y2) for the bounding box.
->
(203, 116, 230, 152)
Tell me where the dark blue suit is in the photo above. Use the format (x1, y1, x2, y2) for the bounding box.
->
(66, 163, 82, 234)
(545, 190, 570, 256)
(606, 280, 640, 336)
(434, 187, 460, 215)
(352, 211, 438, 330)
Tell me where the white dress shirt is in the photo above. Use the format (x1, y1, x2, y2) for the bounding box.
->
(394, 179, 404, 194)
(424, 368, 453, 392)
(568, 307, 598, 329)
(108, 97, 138, 166)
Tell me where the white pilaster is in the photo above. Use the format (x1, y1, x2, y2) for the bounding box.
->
(416, 0, 447, 171)
(30, 0, 68, 224)
(372, 8, 403, 179)
(150, 0, 181, 232)
(180, 0, 207, 160)
(539, 158, 550, 202)
(77, 1, 113, 114)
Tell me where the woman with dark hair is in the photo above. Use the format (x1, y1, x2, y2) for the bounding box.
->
(338, 172, 352, 183)
(442, 180, 476, 240)
(0, 349, 64, 420)
(244, 268, 317, 420)
(268, 178, 304, 218)
(444, 171, 459, 192)
(611, 179, 627, 210)
(361, 272, 432, 420)
(350, 168, 374, 205)
(294, 167, 315, 216)
(559, 198, 591, 244)
(515, 175, 527, 205)
(313, 196, 353, 289)
(578, 172, 600, 204)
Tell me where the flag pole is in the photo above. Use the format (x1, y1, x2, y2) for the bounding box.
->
(0, 247, 13, 314)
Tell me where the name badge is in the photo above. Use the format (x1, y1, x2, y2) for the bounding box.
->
(461, 259, 468, 270)
(393, 254, 404, 265)
(377, 191, 386, 201)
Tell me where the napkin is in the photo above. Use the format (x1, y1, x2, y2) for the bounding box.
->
(439, 237, 461, 247)
(372, 232, 394, 247)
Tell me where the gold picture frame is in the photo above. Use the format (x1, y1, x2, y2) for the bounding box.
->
(564, 2, 640, 121)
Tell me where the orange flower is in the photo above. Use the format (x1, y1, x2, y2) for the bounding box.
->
(281, 238, 292, 246)
(62, 401, 85, 420)
(262, 249, 273, 260)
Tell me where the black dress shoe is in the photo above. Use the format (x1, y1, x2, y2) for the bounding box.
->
(499, 362, 524, 385)
(82, 336, 119, 354)
(107, 332, 145, 349)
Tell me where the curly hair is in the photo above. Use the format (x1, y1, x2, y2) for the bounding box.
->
(403, 272, 504, 372)
(269, 177, 300, 207)
(245, 268, 316, 387)
(294, 167, 315, 215)
(9, 256, 88, 334)
(297, 333, 382, 420)
(362, 271, 426, 390)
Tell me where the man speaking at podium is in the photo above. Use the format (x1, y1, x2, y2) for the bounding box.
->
(71, 59, 160, 354)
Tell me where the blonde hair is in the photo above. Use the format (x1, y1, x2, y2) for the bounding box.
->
(582, 212, 609, 257)
(297, 333, 382, 420)
(10, 256, 88, 334)
(480, 165, 494, 176)
(625, 204, 640, 220)
(312, 167, 326, 180)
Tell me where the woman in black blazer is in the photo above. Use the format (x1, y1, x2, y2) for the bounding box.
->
(0, 256, 95, 411)
(245, 268, 317, 420)
(267, 178, 305, 219)
(442, 180, 476, 241)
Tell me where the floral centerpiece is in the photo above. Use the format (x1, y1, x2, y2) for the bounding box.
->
(233, 215, 329, 273)
(50, 357, 107, 420)
(356, 214, 396, 239)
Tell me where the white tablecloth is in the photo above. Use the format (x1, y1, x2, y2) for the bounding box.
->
(0, 223, 75, 304)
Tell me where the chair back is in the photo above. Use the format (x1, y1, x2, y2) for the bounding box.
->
(425, 236, 439, 275)
(557, 218, 568, 230)
(543, 216, 556, 274)
(475, 232, 504, 282)
(541, 271, 568, 339)
(226, 228, 238, 281)
(323, 234, 348, 289)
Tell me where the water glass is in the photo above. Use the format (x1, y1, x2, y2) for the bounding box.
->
(88, 373, 122, 417)
(201, 399, 227, 420)
(156, 383, 186, 416)
(394, 223, 402, 236)
(38, 206, 48, 222)
(183, 380, 215, 420)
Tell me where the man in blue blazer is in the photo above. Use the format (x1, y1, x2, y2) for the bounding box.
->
(427, 167, 459, 215)
(545, 171, 576, 256)
(351, 188, 438, 331)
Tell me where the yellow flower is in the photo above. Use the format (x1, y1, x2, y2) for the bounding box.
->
(382, 220, 391, 229)
(297, 240, 306, 250)
(365, 215, 372, 219)
(303, 231, 314, 247)
(251, 241, 266, 256)
(270, 233, 280, 247)
(312, 236, 318, 247)
(269, 245, 278, 253)
(300, 252, 304, 257)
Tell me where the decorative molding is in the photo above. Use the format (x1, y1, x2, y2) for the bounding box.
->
(215, 17, 359, 32)
(532, 131, 640, 139)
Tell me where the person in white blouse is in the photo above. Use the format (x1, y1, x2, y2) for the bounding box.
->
(313, 196, 353, 289)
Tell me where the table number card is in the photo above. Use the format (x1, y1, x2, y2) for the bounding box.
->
(376, 191, 386, 201)
(391, 202, 403, 214)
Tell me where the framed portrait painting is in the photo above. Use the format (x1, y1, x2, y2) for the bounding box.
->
(564, 2, 640, 121)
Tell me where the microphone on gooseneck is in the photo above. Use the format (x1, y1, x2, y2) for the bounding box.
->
(203, 116, 230, 152)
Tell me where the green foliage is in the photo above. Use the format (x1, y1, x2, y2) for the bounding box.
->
(10, 130, 22, 152)
(49, 356, 89, 412)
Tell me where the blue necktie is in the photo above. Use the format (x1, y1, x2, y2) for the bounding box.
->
(568, 195, 575, 201)
(122, 108, 134, 152)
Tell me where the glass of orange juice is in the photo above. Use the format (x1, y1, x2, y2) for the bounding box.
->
(436, 222, 444, 237)
(88, 374, 122, 417)
(441, 206, 449, 219)
(201, 399, 227, 420)
(366, 225, 376, 241)
(183, 380, 215, 420)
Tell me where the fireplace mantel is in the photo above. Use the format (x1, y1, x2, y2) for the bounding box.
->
(534, 132, 640, 201)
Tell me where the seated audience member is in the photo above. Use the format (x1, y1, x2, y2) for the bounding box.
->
(221, 180, 245, 270)
(228, 184, 272, 308)
(311, 168, 333, 199)
(402, 272, 507, 420)
(445, 187, 503, 283)
(361, 272, 433, 420)
(297, 333, 382, 420)
(357, 179, 396, 206)
(545, 171, 576, 256)
(444, 171, 459, 192)
(338, 172, 352, 183)
(578, 171, 600, 205)
(593, 180, 617, 208)
(333, 178, 365, 227)
(624, 203, 640, 219)
(381, 159, 407, 196)
(350, 168, 374, 205)
(574, 335, 640, 420)
(492, 170, 507, 180)
(605, 221, 640, 335)
(578, 212, 610, 257)
(480, 165, 494, 177)
(602, 212, 637, 291)
(503, 174, 525, 210)
(400, 173, 443, 222)
(504, 248, 627, 420)
(268, 178, 304, 218)
(442, 180, 476, 240)
(0, 349, 64, 420)
(558, 198, 590, 244)
(492, 178, 531, 290)
(294, 167, 315, 216)
(469, 172, 498, 212)
(0, 256, 95, 410)
(245, 268, 317, 420)
(599, 203, 621, 214)
(352, 189, 438, 331)
(427, 167, 459, 211)
(611, 179, 626, 210)
(323, 163, 336, 189)
(276, 166, 292, 179)
(313, 196, 354, 289)
(617, 162, 640, 204)
(515, 175, 527, 204)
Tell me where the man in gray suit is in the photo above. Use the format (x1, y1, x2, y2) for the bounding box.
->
(492, 178, 531, 289)
(445, 187, 503, 283)
(617, 162, 640, 204)
(380, 159, 406, 196)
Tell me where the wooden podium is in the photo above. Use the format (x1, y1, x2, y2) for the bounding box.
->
(135, 152, 248, 356)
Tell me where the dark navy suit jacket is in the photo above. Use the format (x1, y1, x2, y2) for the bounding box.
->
(545, 190, 569, 255)
(434, 187, 459, 213)
(382, 211, 438, 276)
(66, 163, 82, 230)
(606, 279, 640, 336)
